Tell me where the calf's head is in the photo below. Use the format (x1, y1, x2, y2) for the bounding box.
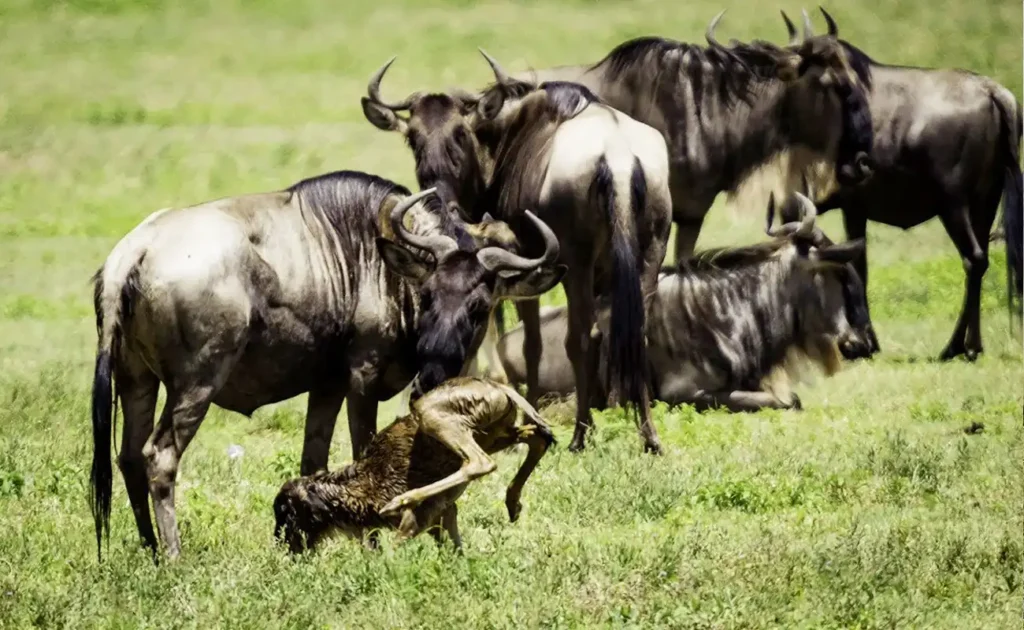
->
(376, 189, 565, 399)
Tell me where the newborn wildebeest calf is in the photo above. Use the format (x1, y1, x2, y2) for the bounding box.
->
(273, 377, 554, 553)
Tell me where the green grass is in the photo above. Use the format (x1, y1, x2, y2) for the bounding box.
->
(0, 0, 1022, 627)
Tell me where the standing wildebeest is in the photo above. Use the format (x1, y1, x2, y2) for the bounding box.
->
(502, 10, 876, 265)
(777, 9, 1022, 360)
(273, 377, 554, 553)
(362, 55, 672, 454)
(484, 193, 873, 412)
(90, 171, 564, 560)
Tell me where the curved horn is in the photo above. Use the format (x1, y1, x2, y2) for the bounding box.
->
(449, 86, 481, 106)
(792, 191, 818, 237)
(705, 10, 727, 49)
(766, 192, 818, 238)
(477, 210, 560, 272)
(389, 188, 459, 259)
(479, 48, 512, 86)
(801, 9, 815, 39)
(780, 10, 800, 46)
(367, 56, 416, 111)
(820, 7, 838, 37)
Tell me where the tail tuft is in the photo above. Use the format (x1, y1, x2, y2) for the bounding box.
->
(90, 350, 114, 562)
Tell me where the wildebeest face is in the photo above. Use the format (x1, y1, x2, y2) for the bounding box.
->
(777, 8, 875, 185)
(375, 189, 566, 398)
(361, 58, 490, 219)
(768, 193, 872, 359)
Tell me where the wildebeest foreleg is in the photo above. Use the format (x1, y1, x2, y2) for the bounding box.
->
(939, 205, 989, 361)
(505, 424, 552, 523)
(378, 417, 496, 516)
(300, 387, 346, 474)
(347, 392, 378, 461)
(515, 299, 543, 406)
(673, 214, 706, 263)
(142, 385, 215, 560)
(841, 209, 881, 352)
(115, 363, 160, 555)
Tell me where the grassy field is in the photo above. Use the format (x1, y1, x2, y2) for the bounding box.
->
(1, 0, 1022, 627)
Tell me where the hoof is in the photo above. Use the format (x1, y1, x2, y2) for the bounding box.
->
(938, 345, 964, 362)
(567, 437, 587, 453)
(789, 393, 803, 411)
(643, 441, 663, 455)
(964, 348, 980, 362)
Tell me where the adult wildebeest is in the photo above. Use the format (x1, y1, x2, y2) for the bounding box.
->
(483, 193, 873, 412)
(90, 170, 564, 560)
(362, 55, 672, 454)
(777, 8, 1022, 360)
(273, 377, 554, 553)
(500, 10, 875, 265)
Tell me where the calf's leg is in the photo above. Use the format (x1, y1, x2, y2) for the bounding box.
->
(505, 424, 553, 523)
(378, 419, 497, 517)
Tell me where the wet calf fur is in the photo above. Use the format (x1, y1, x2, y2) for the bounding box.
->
(273, 377, 555, 553)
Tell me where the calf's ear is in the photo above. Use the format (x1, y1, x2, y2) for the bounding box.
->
(361, 98, 408, 133)
(811, 238, 865, 266)
(495, 264, 567, 300)
(377, 237, 434, 282)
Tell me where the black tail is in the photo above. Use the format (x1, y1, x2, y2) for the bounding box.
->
(595, 157, 649, 418)
(993, 93, 1023, 321)
(90, 350, 114, 563)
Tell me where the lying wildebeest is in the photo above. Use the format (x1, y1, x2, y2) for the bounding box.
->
(362, 54, 672, 454)
(777, 8, 1022, 360)
(90, 171, 564, 560)
(483, 193, 872, 412)
(504, 10, 875, 265)
(273, 376, 554, 553)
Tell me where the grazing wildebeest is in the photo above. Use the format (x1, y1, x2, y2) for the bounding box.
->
(503, 10, 876, 265)
(777, 8, 1022, 360)
(273, 376, 554, 553)
(362, 54, 672, 454)
(484, 193, 873, 412)
(90, 171, 564, 560)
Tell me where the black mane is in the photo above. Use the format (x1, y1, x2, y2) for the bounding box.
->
(838, 40, 875, 89)
(592, 36, 785, 104)
(287, 169, 474, 251)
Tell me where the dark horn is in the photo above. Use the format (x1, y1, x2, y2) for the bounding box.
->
(390, 188, 458, 259)
(780, 10, 800, 46)
(765, 192, 777, 234)
(479, 48, 512, 85)
(367, 56, 416, 111)
(820, 7, 838, 37)
(801, 8, 815, 39)
(477, 210, 560, 272)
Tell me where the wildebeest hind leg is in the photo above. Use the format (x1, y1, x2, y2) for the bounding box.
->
(564, 265, 597, 452)
(347, 392, 378, 462)
(515, 299, 543, 406)
(143, 383, 217, 560)
(938, 205, 988, 361)
(116, 362, 159, 555)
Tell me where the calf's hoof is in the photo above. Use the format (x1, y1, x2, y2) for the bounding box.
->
(789, 393, 803, 411)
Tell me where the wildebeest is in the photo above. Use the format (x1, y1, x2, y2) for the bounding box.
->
(483, 193, 873, 412)
(504, 10, 876, 266)
(89, 171, 564, 560)
(273, 376, 554, 553)
(777, 9, 1022, 360)
(362, 54, 672, 454)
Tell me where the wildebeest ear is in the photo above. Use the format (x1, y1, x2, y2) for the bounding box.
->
(811, 238, 865, 266)
(361, 97, 408, 133)
(495, 264, 567, 299)
(477, 88, 506, 121)
(376, 237, 434, 281)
